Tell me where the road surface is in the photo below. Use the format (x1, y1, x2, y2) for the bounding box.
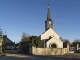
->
(0, 55, 80, 60)
(1, 53, 80, 60)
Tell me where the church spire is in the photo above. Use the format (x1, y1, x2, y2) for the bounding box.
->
(45, 3, 53, 31)
(47, 4, 51, 20)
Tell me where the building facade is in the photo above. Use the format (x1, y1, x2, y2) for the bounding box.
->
(40, 4, 63, 48)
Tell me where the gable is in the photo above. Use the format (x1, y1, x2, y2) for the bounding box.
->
(46, 37, 63, 48)
(41, 28, 60, 40)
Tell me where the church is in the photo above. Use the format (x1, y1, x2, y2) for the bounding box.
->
(40, 4, 63, 48)
(29, 4, 68, 55)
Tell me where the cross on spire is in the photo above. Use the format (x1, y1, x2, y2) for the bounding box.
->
(47, 3, 51, 20)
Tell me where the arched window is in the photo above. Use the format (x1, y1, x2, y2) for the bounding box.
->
(51, 44, 57, 48)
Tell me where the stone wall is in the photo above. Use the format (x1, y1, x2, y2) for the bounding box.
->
(29, 46, 68, 55)
(0, 37, 3, 53)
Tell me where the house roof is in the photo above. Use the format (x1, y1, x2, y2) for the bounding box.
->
(3, 35, 15, 46)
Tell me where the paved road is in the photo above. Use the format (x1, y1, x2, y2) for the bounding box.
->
(1, 53, 80, 60)
(0, 56, 80, 60)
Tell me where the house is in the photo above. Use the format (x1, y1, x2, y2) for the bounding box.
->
(72, 42, 80, 50)
(3, 35, 15, 50)
(0, 28, 15, 53)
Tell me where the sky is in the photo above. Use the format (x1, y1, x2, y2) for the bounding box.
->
(0, 0, 80, 43)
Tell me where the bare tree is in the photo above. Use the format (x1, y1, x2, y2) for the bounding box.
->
(73, 39, 80, 43)
(21, 32, 30, 42)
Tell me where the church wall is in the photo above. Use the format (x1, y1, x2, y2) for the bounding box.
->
(46, 37, 63, 48)
(41, 28, 60, 40)
(30, 46, 68, 55)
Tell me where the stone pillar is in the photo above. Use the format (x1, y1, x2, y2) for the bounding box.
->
(67, 43, 69, 52)
(76, 43, 79, 50)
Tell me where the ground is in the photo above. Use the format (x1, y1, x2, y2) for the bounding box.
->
(1, 53, 80, 60)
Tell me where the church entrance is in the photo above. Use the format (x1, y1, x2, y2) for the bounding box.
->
(51, 44, 57, 48)
(49, 43, 57, 48)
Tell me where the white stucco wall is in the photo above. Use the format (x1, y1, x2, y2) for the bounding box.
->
(40, 28, 63, 48)
(41, 28, 60, 40)
(46, 37, 63, 48)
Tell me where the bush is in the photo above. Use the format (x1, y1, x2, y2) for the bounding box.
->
(30, 36, 42, 48)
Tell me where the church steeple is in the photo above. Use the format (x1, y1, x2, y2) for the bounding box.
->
(47, 4, 51, 20)
(45, 4, 53, 31)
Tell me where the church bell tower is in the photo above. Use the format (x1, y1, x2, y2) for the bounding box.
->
(45, 4, 53, 31)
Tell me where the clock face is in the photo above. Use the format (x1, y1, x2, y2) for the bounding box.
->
(49, 21, 51, 24)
